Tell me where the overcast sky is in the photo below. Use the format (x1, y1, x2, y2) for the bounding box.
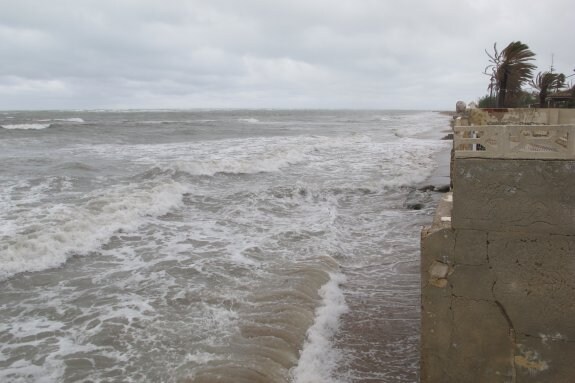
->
(1, 0, 574, 110)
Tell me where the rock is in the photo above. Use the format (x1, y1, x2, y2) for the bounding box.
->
(407, 202, 424, 210)
(441, 133, 454, 140)
(417, 184, 450, 193)
(456, 101, 467, 113)
(405, 189, 426, 209)
(418, 185, 436, 192)
(435, 185, 451, 193)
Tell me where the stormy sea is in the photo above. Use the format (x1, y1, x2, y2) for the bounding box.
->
(0, 109, 450, 383)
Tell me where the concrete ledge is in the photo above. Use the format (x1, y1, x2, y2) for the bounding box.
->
(452, 158, 575, 235)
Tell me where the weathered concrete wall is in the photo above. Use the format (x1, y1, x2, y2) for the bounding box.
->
(421, 158, 575, 382)
(452, 158, 575, 235)
(482, 108, 575, 125)
(549, 108, 575, 125)
(482, 108, 549, 125)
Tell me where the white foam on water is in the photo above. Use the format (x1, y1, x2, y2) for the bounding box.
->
(376, 138, 451, 189)
(0, 319, 136, 383)
(185, 351, 219, 364)
(0, 177, 74, 215)
(200, 304, 241, 347)
(55, 118, 84, 123)
(0, 181, 187, 280)
(0, 111, 452, 381)
(0, 316, 106, 383)
(0, 358, 65, 383)
(1, 123, 51, 130)
(37, 118, 85, 123)
(295, 135, 446, 193)
(0, 272, 172, 381)
(0, 317, 64, 341)
(73, 134, 361, 177)
(238, 117, 259, 123)
(290, 272, 348, 383)
(163, 145, 310, 176)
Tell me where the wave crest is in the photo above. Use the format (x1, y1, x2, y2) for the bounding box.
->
(1, 123, 51, 130)
(238, 118, 259, 124)
(0, 181, 187, 280)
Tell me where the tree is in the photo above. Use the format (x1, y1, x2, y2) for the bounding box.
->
(477, 94, 496, 108)
(531, 71, 565, 108)
(485, 41, 537, 108)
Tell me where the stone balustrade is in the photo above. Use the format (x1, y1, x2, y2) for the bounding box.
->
(454, 124, 575, 160)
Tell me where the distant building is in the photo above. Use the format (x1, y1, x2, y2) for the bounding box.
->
(546, 87, 575, 108)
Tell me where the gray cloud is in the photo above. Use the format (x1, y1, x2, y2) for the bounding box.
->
(1, 0, 574, 109)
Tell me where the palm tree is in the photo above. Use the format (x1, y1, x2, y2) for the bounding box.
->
(485, 41, 537, 107)
(531, 71, 565, 108)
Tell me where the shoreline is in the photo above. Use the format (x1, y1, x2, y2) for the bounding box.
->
(405, 122, 453, 210)
(423, 146, 451, 190)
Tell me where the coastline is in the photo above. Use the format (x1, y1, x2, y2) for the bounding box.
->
(423, 146, 451, 191)
(405, 123, 452, 211)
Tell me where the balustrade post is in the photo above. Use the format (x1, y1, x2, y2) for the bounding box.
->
(498, 125, 510, 155)
(568, 127, 575, 155)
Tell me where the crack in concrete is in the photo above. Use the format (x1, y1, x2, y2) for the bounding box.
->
(494, 300, 516, 341)
(447, 282, 456, 359)
(486, 233, 491, 265)
(494, 300, 517, 383)
(510, 220, 557, 227)
(449, 293, 490, 303)
(488, 235, 517, 382)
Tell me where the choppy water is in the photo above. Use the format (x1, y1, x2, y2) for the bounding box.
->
(0, 110, 449, 382)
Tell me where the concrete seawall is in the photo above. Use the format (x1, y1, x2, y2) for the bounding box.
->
(420, 114, 575, 382)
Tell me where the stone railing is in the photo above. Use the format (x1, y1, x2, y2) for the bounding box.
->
(454, 124, 575, 159)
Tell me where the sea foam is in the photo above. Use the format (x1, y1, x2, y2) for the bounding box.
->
(290, 272, 348, 383)
(0, 181, 187, 281)
(37, 118, 85, 123)
(1, 123, 51, 130)
(238, 118, 260, 123)
(55, 118, 84, 123)
(163, 146, 309, 176)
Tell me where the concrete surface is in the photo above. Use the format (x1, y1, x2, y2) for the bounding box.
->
(421, 155, 575, 382)
(452, 158, 575, 235)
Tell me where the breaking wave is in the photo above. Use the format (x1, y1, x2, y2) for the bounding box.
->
(159, 148, 309, 176)
(1, 123, 51, 130)
(55, 117, 85, 123)
(37, 118, 85, 123)
(238, 118, 260, 124)
(290, 272, 348, 383)
(0, 181, 187, 281)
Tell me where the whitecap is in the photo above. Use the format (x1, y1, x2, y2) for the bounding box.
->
(54, 118, 84, 123)
(163, 148, 305, 176)
(238, 118, 260, 124)
(37, 118, 84, 123)
(0, 181, 188, 280)
(1, 123, 51, 130)
(290, 272, 348, 383)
